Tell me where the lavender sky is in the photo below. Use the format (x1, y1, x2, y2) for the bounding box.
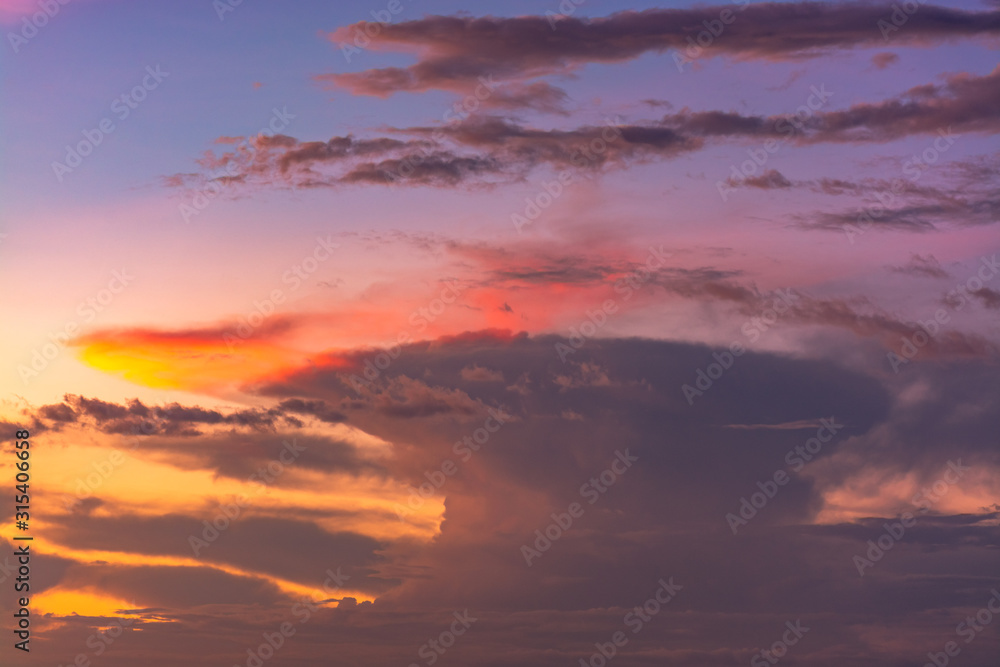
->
(1, 1, 999, 666)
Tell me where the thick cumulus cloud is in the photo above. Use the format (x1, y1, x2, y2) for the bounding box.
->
(256, 336, 997, 667)
(13, 335, 1000, 666)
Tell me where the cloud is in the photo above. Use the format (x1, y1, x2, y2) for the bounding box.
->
(33, 394, 338, 436)
(45, 512, 393, 595)
(322, 5, 1000, 97)
(726, 168, 793, 190)
(888, 253, 949, 279)
(721, 419, 829, 430)
(170, 70, 1000, 194)
(797, 152, 1000, 233)
(663, 69, 1000, 143)
(870, 52, 900, 70)
(38, 401, 77, 422)
(58, 562, 290, 608)
(70, 231, 999, 405)
(275, 398, 348, 424)
(803, 201, 995, 233)
(774, 295, 998, 360)
(249, 335, 999, 636)
(477, 81, 571, 114)
(460, 365, 505, 382)
(167, 116, 701, 191)
(18, 334, 1000, 665)
(133, 429, 387, 481)
(792, 69, 1000, 142)
(970, 287, 1000, 309)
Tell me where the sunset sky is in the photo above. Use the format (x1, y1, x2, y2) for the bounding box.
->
(1, 0, 999, 665)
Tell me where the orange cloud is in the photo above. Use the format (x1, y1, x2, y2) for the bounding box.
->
(67, 240, 650, 392)
(76, 328, 314, 393)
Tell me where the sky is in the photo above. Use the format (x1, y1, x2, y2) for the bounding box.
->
(0, 0, 998, 665)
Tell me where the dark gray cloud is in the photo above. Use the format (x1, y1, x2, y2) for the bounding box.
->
(726, 168, 793, 190)
(167, 116, 700, 191)
(239, 335, 996, 667)
(871, 51, 900, 70)
(793, 152, 1000, 233)
(45, 512, 392, 595)
(168, 70, 1000, 195)
(888, 253, 950, 278)
(971, 286, 1000, 309)
(322, 5, 1000, 96)
(33, 393, 346, 437)
(17, 335, 1000, 667)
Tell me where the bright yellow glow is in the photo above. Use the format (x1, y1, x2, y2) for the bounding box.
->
(0, 529, 379, 607)
(77, 338, 305, 392)
(2, 399, 445, 616)
(27, 422, 444, 543)
(33, 589, 139, 619)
